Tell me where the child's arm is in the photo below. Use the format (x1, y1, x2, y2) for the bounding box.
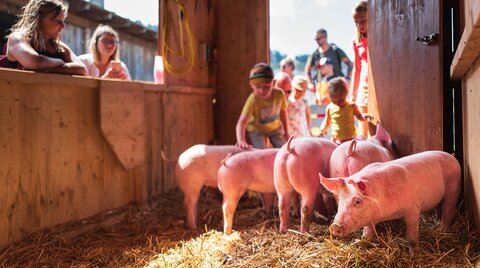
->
(305, 105, 312, 135)
(352, 104, 372, 121)
(235, 114, 252, 149)
(319, 106, 331, 137)
(280, 108, 291, 139)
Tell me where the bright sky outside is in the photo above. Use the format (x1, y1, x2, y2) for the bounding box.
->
(102, 0, 360, 59)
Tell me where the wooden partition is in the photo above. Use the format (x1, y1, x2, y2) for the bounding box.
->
(450, 0, 480, 228)
(368, 1, 443, 157)
(0, 69, 214, 247)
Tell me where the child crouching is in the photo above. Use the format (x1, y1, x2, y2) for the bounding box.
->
(236, 63, 290, 149)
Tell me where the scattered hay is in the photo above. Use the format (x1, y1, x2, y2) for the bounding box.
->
(1, 188, 479, 267)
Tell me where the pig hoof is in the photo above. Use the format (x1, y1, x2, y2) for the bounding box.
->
(408, 240, 418, 256)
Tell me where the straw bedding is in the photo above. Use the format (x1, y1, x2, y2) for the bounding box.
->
(1, 188, 479, 267)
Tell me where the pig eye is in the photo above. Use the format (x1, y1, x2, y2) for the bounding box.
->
(353, 198, 363, 208)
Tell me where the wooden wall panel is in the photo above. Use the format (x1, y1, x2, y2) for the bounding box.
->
(0, 76, 137, 247)
(0, 69, 215, 247)
(214, 0, 269, 145)
(369, 1, 443, 156)
(161, 90, 215, 191)
(159, 0, 214, 87)
(144, 90, 163, 198)
(462, 37, 480, 229)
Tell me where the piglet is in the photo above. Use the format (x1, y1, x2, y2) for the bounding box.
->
(218, 148, 278, 234)
(274, 137, 337, 233)
(320, 150, 461, 255)
(330, 124, 393, 177)
(175, 145, 245, 229)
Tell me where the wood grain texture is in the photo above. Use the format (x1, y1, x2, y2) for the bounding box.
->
(369, 0, 442, 156)
(214, 0, 270, 144)
(0, 69, 215, 247)
(450, 0, 480, 79)
(159, 0, 213, 87)
(461, 19, 480, 230)
(99, 80, 146, 169)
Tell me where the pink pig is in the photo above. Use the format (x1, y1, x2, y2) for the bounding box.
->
(330, 124, 394, 177)
(175, 145, 245, 229)
(217, 148, 278, 234)
(274, 137, 337, 233)
(320, 150, 461, 255)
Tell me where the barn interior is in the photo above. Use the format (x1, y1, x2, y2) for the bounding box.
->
(0, 0, 479, 266)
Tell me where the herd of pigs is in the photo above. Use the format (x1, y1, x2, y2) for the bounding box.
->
(174, 125, 461, 255)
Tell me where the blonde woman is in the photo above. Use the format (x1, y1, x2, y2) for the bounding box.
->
(1, 0, 86, 75)
(350, 0, 369, 137)
(79, 24, 131, 80)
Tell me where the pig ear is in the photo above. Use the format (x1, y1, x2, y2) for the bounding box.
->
(347, 179, 368, 196)
(346, 140, 357, 157)
(319, 174, 345, 192)
(375, 123, 392, 144)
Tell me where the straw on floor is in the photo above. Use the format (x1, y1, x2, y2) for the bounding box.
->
(1, 188, 479, 267)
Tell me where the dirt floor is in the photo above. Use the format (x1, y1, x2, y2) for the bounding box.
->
(0, 187, 479, 267)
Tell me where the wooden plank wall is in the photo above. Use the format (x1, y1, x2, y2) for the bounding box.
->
(450, 0, 480, 228)
(214, 0, 270, 145)
(462, 61, 480, 227)
(0, 69, 215, 247)
(368, 1, 443, 157)
(159, 0, 214, 87)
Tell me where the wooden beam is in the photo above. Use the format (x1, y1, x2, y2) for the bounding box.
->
(450, 1, 480, 80)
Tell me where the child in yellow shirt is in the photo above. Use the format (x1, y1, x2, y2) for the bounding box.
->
(236, 63, 290, 149)
(319, 77, 370, 144)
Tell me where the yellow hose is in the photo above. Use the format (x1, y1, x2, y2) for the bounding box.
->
(161, 0, 196, 75)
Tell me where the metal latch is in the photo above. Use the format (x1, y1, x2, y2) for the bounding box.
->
(415, 33, 439, 45)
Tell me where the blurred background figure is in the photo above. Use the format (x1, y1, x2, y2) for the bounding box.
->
(79, 24, 131, 80)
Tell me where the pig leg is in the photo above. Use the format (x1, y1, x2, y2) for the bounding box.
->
(441, 177, 461, 226)
(222, 191, 243, 235)
(300, 191, 317, 233)
(261, 193, 276, 216)
(322, 193, 337, 219)
(362, 222, 376, 239)
(291, 192, 300, 218)
(404, 211, 421, 255)
(182, 187, 201, 230)
(278, 190, 292, 233)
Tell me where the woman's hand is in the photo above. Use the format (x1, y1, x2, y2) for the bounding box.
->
(103, 67, 128, 80)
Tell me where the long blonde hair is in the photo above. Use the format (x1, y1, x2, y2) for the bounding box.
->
(88, 24, 120, 64)
(353, 1, 367, 45)
(9, 0, 68, 53)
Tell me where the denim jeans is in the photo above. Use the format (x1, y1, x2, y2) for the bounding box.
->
(248, 128, 287, 149)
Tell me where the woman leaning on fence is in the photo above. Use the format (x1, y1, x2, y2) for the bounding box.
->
(0, 0, 86, 75)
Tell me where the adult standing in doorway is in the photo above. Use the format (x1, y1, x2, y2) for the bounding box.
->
(305, 29, 353, 91)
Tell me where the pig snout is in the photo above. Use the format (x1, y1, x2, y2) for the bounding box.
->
(329, 223, 345, 237)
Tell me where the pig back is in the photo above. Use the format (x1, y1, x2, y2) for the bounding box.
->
(175, 145, 244, 188)
(218, 148, 278, 193)
(330, 140, 393, 177)
(356, 150, 460, 213)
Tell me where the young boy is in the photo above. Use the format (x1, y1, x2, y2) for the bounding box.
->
(236, 63, 290, 149)
(316, 57, 336, 105)
(319, 77, 370, 144)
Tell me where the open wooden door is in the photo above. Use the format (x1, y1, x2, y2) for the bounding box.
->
(369, 1, 443, 156)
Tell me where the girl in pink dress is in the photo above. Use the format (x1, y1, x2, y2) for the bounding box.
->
(351, 1, 368, 137)
(287, 76, 312, 137)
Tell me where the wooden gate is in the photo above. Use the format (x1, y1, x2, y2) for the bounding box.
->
(369, 1, 443, 156)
